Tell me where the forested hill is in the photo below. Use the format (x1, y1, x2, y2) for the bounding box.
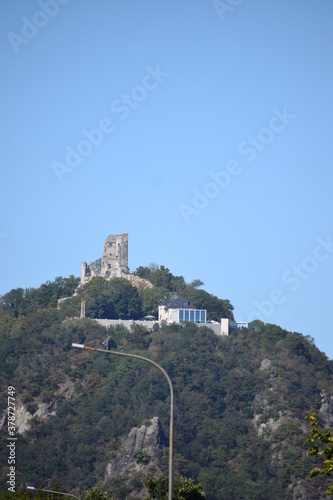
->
(0, 269, 332, 499)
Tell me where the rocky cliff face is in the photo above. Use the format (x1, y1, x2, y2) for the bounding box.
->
(1, 379, 74, 434)
(319, 389, 333, 427)
(105, 417, 165, 481)
(252, 359, 333, 500)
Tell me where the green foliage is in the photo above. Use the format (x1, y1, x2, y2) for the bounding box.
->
(0, 274, 332, 499)
(144, 473, 168, 499)
(94, 259, 102, 274)
(134, 264, 234, 320)
(0, 287, 25, 317)
(184, 288, 233, 321)
(189, 280, 204, 289)
(134, 449, 150, 464)
(81, 487, 108, 500)
(144, 472, 205, 499)
(306, 413, 333, 494)
(135, 264, 186, 293)
(81, 277, 142, 320)
(173, 476, 206, 499)
(0, 489, 70, 500)
(0, 276, 80, 317)
(141, 286, 170, 317)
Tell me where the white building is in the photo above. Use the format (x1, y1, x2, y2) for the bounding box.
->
(220, 318, 248, 335)
(158, 296, 207, 324)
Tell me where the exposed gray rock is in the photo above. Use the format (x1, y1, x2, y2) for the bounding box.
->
(291, 479, 329, 499)
(55, 378, 75, 399)
(105, 417, 164, 481)
(260, 358, 271, 371)
(10, 401, 56, 434)
(15, 405, 32, 434)
(0, 413, 6, 430)
(253, 410, 293, 438)
(319, 389, 333, 427)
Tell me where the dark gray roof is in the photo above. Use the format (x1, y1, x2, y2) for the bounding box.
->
(160, 296, 194, 310)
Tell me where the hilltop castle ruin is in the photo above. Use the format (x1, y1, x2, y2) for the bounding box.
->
(81, 233, 152, 289)
(81, 233, 129, 284)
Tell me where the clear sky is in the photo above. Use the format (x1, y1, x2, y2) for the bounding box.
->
(1, 0, 332, 359)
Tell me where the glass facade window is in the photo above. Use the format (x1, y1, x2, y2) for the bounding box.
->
(175, 309, 207, 324)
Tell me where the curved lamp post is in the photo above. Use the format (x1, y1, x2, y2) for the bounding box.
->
(71, 343, 174, 500)
(27, 486, 81, 500)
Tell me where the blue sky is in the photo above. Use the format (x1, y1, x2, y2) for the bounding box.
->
(1, 0, 332, 359)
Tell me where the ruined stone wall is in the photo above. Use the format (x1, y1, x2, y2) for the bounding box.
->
(95, 319, 159, 330)
(101, 233, 128, 278)
(81, 233, 129, 285)
(125, 273, 153, 289)
(80, 233, 153, 293)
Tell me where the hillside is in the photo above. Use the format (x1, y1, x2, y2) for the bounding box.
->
(0, 270, 332, 499)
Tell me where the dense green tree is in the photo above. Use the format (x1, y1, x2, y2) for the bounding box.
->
(134, 265, 233, 319)
(0, 276, 80, 317)
(144, 473, 205, 499)
(189, 280, 204, 289)
(141, 287, 170, 316)
(134, 264, 187, 295)
(0, 287, 25, 317)
(82, 277, 142, 319)
(184, 288, 234, 321)
(81, 487, 108, 500)
(306, 413, 333, 495)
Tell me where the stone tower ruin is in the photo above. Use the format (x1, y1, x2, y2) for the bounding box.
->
(81, 233, 129, 285)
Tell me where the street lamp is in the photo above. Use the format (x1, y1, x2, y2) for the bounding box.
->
(71, 343, 174, 500)
(27, 486, 81, 500)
